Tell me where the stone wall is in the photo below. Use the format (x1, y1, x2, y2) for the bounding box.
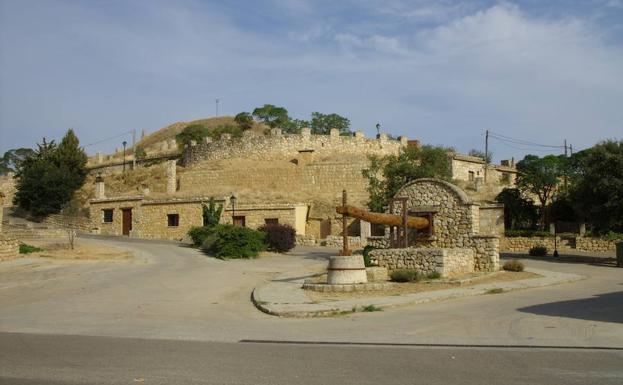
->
(43, 213, 92, 232)
(478, 204, 504, 236)
(0, 235, 20, 261)
(471, 235, 500, 271)
(183, 129, 406, 165)
(500, 236, 618, 253)
(323, 235, 364, 248)
(369, 247, 475, 277)
(0, 173, 16, 207)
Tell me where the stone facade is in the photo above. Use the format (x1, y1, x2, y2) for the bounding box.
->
(0, 193, 19, 260)
(89, 196, 308, 241)
(478, 204, 505, 236)
(0, 173, 15, 207)
(369, 247, 475, 277)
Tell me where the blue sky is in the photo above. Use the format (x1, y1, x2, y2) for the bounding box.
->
(1, 0, 622, 161)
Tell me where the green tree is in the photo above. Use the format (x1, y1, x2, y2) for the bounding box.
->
(175, 124, 210, 149)
(0, 148, 35, 175)
(310, 112, 351, 135)
(515, 154, 567, 229)
(202, 197, 223, 227)
(569, 140, 623, 232)
(234, 112, 253, 130)
(468, 149, 492, 163)
(362, 145, 452, 212)
(251, 104, 289, 128)
(14, 131, 87, 217)
(495, 188, 538, 229)
(280, 118, 309, 134)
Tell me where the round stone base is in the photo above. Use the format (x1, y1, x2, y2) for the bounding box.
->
(302, 282, 394, 292)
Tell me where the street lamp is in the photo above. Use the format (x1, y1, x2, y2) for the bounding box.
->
(122, 141, 127, 172)
(230, 194, 237, 225)
(376, 123, 381, 137)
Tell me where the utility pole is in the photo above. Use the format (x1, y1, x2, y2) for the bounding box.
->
(564, 139, 568, 157)
(132, 129, 136, 170)
(215, 98, 220, 117)
(484, 130, 489, 183)
(569, 144, 573, 155)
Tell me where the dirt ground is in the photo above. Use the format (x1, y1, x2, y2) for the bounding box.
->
(23, 239, 133, 260)
(306, 271, 541, 301)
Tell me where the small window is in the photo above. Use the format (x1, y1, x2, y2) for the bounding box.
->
(264, 218, 279, 226)
(233, 216, 246, 227)
(103, 209, 114, 223)
(468, 171, 475, 181)
(167, 214, 179, 227)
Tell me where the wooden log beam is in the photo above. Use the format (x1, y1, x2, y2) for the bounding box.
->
(336, 205, 429, 229)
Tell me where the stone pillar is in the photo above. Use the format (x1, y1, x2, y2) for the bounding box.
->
(354, 131, 365, 140)
(360, 220, 371, 241)
(94, 174, 105, 199)
(301, 127, 311, 140)
(166, 160, 177, 195)
(96, 152, 103, 164)
(579, 223, 586, 236)
(329, 128, 340, 141)
(549, 223, 556, 235)
(398, 136, 408, 147)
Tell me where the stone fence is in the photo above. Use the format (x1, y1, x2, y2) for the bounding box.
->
(183, 128, 407, 166)
(500, 236, 618, 253)
(369, 247, 475, 277)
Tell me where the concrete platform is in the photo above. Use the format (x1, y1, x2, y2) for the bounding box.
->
(252, 267, 584, 318)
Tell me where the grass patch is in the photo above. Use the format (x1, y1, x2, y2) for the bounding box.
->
(486, 288, 504, 294)
(390, 269, 422, 283)
(19, 243, 42, 254)
(360, 304, 383, 312)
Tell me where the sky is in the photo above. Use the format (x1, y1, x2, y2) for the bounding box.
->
(1, 0, 622, 162)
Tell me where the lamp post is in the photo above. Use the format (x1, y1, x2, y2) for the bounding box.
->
(122, 141, 127, 172)
(375, 123, 381, 137)
(230, 194, 237, 225)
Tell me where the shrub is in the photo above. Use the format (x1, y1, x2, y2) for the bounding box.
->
(200, 233, 219, 254)
(360, 304, 382, 312)
(503, 260, 525, 272)
(210, 225, 266, 259)
(426, 271, 441, 279)
(188, 226, 214, 247)
(362, 245, 376, 267)
(390, 269, 422, 283)
(258, 223, 296, 253)
(528, 245, 548, 256)
(19, 243, 42, 254)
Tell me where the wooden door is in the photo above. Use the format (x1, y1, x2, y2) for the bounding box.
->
(122, 209, 132, 236)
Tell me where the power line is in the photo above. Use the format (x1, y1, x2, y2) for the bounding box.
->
(489, 136, 561, 153)
(488, 131, 565, 149)
(84, 130, 133, 148)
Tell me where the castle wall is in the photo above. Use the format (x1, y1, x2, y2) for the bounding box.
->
(0, 173, 16, 207)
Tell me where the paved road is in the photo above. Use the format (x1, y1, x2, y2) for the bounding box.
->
(0, 235, 622, 347)
(1, 332, 622, 385)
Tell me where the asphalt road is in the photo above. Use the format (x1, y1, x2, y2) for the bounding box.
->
(0, 235, 622, 347)
(1, 332, 622, 385)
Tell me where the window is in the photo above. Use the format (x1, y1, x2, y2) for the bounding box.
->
(167, 214, 179, 227)
(103, 209, 113, 223)
(233, 216, 246, 227)
(264, 218, 279, 226)
(468, 171, 475, 181)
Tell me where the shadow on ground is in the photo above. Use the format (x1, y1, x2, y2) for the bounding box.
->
(502, 252, 618, 268)
(518, 291, 623, 324)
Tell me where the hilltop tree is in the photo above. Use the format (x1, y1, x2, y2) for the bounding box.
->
(310, 112, 351, 135)
(175, 124, 210, 149)
(14, 130, 87, 217)
(234, 112, 253, 130)
(251, 104, 289, 128)
(515, 154, 567, 229)
(363, 145, 452, 212)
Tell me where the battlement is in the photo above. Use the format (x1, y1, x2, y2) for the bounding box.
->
(183, 128, 408, 165)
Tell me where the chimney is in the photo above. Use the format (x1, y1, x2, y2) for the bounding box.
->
(166, 160, 177, 194)
(94, 173, 105, 199)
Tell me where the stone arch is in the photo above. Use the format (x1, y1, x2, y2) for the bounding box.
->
(394, 178, 471, 204)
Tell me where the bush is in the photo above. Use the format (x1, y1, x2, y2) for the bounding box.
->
(19, 243, 42, 254)
(528, 246, 548, 256)
(390, 269, 422, 283)
(188, 226, 214, 247)
(505, 229, 552, 238)
(362, 245, 376, 267)
(210, 225, 266, 259)
(258, 223, 296, 253)
(426, 271, 441, 279)
(503, 260, 525, 272)
(200, 233, 219, 254)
